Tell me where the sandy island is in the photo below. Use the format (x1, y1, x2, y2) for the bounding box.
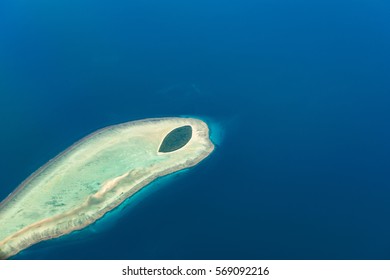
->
(0, 117, 214, 259)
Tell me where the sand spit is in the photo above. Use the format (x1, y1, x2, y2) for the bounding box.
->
(0, 117, 214, 259)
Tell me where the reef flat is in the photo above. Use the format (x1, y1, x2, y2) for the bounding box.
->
(0, 117, 214, 259)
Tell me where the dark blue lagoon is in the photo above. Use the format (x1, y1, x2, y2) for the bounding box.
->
(0, 0, 390, 259)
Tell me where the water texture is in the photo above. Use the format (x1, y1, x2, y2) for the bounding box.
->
(0, 0, 389, 259)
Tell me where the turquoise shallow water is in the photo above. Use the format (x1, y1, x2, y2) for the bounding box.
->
(13, 166, 195, 259)
(1, 0, 390, 259)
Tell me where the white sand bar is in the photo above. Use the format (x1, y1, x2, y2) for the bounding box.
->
(0, 117, 214, 259)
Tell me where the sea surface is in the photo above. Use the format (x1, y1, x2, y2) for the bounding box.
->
(0, 0, 389, 259)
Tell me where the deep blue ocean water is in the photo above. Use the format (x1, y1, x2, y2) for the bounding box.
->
(0, 0, 389, 259)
